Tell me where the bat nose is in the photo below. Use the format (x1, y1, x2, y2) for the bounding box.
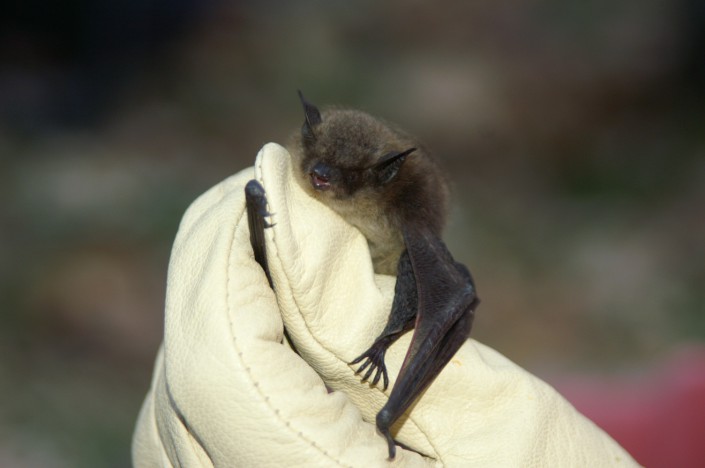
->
(310, 163, 332, 191)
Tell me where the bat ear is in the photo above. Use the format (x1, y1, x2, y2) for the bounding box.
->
(374, 147, 416, 185)
(298, 90, 322, 141)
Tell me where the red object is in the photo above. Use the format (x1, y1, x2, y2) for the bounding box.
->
(551, 348, 705, 468)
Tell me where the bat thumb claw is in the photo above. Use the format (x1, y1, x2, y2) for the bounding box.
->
(381, 429, 396, 460)
(377, 410, 397, 459)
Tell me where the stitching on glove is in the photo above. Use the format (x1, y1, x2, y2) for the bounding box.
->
(256, 155, 442, 463)
(224, 175, 352, 468)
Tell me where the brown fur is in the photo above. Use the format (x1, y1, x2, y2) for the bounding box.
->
(287, 107, 449, 275)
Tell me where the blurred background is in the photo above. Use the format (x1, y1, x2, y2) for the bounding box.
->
(1, 0, 703, 466)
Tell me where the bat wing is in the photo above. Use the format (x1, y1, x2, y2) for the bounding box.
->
(245, 180, 273, 288)
(350, 248, 419, 391)
(377, 226, 479, 459)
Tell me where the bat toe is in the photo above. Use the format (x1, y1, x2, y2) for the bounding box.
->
(351, 345, 389, 389)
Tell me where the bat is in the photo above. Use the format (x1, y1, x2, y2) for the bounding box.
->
(245, 92, 479, 459)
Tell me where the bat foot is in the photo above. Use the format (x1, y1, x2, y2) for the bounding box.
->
(350, 342, 390, 390)
(245, 180, 274, 228)
(245, 180, 274, 287)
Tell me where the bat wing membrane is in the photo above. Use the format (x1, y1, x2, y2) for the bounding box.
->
(376, 226, 479, 458)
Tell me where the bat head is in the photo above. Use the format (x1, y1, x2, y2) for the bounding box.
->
(294, 91, 416, 201)
(289, 92, 451, 271)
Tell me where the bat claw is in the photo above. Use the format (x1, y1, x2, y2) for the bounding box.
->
(350, 344, 390, 390)
(372, 368, 381, 386)
(372, 366, 389, 390)
(377, 409, 397, 459)
(363, 364, 375, 382)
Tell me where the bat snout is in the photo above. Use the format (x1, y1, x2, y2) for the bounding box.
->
(310, 163, 332, 191)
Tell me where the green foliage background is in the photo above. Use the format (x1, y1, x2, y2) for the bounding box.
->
(1, 1, 703, 466)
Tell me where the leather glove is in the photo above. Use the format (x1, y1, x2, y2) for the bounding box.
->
(132, 143, 639, 467)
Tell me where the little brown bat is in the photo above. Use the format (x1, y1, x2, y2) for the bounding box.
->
(245, 92, 479, 459)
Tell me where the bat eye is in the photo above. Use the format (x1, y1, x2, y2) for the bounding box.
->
(310, 163, 332, 191)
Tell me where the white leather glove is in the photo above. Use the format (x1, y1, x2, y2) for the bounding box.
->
(132, 143, 639, 467)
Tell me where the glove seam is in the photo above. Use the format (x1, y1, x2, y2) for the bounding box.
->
(226, 174, 353, 468)
(257, 151, 443, 464)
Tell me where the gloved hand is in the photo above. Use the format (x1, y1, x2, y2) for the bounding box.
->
(132, 143, 639, 467)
